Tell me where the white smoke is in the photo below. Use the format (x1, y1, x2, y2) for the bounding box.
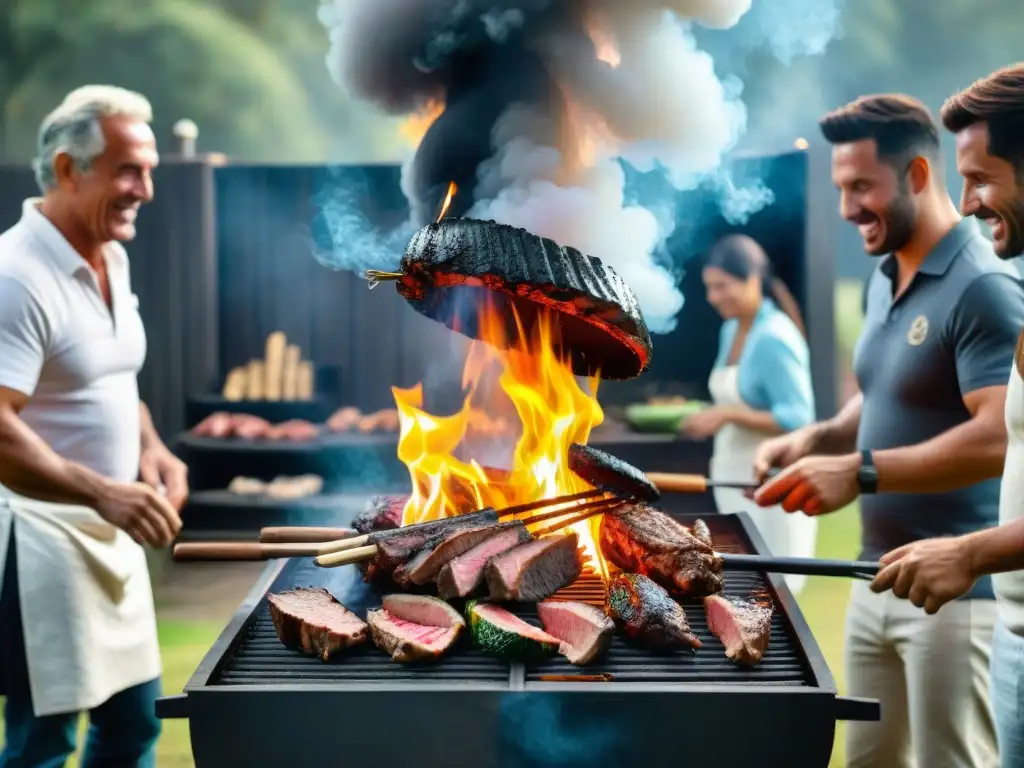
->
(316, 0, 843, 333)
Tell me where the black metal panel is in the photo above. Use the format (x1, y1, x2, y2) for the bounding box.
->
(0, 166, 37, 230)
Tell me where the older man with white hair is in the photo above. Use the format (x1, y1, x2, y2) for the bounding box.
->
(0, 85, 187, 766)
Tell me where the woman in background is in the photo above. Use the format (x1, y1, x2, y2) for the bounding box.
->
(682, 234, 817, 594)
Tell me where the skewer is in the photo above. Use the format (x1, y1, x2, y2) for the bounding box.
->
(317, 489, 611, 556)
(313, 496, 627, 568)
(260, 526, 354, 544)
(537, 673, 614, 683)
(172, 542, 342, 561)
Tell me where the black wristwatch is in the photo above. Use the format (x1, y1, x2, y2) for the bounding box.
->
(857, 450, 878, 494)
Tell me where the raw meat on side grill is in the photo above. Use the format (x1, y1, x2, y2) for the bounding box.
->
(267, 587, 368, 662)
(367, 594, 466, 663)
(606, 573, 701, 651)
(600, 506, 724, 598)
(537, 600, 615, 665)
(704, 595, 773, 666)
(437, 524, 533, 599)
(393, 522, 526, 587)
(466, 600, 561, 661)
(485, 532, 583, 602)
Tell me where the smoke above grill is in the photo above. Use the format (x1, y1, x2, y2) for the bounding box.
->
(316, 0, 842, 334)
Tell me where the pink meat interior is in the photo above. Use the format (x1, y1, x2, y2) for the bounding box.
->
(376, 610, 458, 650)
(705, 595, 742, 650)
(536, 601, 605, 654)
(382, 595, 462, 629)
(450, 528, 528, 583)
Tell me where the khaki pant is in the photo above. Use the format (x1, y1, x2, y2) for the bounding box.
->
(845, 580, 999, 768)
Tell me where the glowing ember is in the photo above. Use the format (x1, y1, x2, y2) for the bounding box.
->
(399, 98, 445, 146)
(393, 298, 609, 576)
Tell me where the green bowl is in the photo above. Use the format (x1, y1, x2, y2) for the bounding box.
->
(624, 402, 707, 434)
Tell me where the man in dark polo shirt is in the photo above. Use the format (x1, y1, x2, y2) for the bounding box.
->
(753, 94, 1024, 768)
(867, 64, 1024, 767)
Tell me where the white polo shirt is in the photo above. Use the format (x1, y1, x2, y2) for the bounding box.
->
(994, 356, 1024, 635)
(0, 198, 147, 488)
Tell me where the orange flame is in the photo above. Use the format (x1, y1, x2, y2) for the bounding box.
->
(436, 181, 458, 222)
(393, 298, 608, 575)
(586, 12, 621, 68)
(399, 98, 445, 146)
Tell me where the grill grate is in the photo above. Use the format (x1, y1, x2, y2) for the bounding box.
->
(210, 547, 811, 688)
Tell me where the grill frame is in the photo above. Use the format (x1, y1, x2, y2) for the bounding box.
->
(160, 511, 879, 767)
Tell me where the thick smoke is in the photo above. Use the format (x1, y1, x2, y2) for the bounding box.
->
(316, 0, 841, 333)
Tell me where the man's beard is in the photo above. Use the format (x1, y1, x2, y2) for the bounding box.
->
(866, 193, 916, 256)
(975, 195, 1024, 259)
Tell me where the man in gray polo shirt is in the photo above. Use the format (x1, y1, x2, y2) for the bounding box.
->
(753, 94, 1024, 767)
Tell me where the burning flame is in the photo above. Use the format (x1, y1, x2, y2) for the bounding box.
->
(586, 13, 621, 68)
(399, 98, 445, 146)
(394, 298, 608, 575)
(436, 181, 457, 222)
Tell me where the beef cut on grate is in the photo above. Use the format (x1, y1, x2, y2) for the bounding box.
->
(266, 587, 368, 662)
(352, 496, 405, 535)
(537, 600, 615, 665)
(704, 594, 773, 666)
(367, 595, 466, 664)
(396, 218, 653, 380)
(437, 523, 533, 599)
(485, 532, 583, 601)
(600, 505, 724, 598)
(606, 573, 700, 651)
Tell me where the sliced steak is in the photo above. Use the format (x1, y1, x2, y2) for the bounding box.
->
(537, 600, 615, 665)
(704, 595, 773, 666)
(394, 521, 526, 587)
(485, 532, 583, 602)
(437, 524, 533, 599)
(606, 573, 700, 651)
(267, 587, 368, 661)
(600, 505, 724, 598)
(367, 594, 465, 663)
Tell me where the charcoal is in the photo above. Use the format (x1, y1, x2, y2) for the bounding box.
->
(396, 218, 652, 380)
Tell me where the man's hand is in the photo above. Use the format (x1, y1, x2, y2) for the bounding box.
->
(753, 453, 861, 515)
(139, 445, 189, 510)
(870, 537, 979, 614)
(680, 407, 732, 440)
(94, 481, 182, 547)
(752, 425, 821, 482)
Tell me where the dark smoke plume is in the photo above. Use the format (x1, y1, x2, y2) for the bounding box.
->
(317, 0, 841, 333)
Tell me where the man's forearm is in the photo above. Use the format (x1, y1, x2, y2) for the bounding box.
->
(0, 409, 111, 506)
(873, 417, 1006, 493)
(965, 520, 1024, 577)
(139, 401, 163, 451)
(813, 393, 862, 454)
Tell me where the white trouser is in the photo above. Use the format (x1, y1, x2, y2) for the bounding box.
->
(844, 580, 999, 768)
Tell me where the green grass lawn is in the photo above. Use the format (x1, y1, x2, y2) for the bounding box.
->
(0, 508, 862, 767)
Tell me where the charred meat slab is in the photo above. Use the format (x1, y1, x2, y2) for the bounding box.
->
(393, 522, 526, 587)
(437, 524, 533, 599)
(397, 218, 652, 380)
(606, 573, 700, 651)
(466, 600, 560, 661)
(367, 594, 466, 664)
(600, 505, 724, 598)
(485, 532, 583, 601)
(537, 600, 615, 666)
(567, 443, 660, 503)
(704, 595, 773, 666)
(352, 496, 406, 535)
(267, 588, 368, 662)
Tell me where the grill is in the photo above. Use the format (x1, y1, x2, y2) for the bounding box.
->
(158, 511, 879, 767)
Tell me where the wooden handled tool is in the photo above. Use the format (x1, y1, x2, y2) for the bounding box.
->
(720, 553, 880, 580)
(173, 542, 337, 561)
(644, 473, 759, 494)
(260, 526, 355, 544)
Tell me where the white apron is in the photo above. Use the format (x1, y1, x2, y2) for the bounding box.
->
(708, 366, 818, 594)
(0, 494, 161, 717)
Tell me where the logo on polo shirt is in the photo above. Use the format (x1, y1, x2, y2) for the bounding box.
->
(907, 315, 929, 346)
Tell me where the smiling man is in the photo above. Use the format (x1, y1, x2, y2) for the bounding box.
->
(867, 63, 1024, 767)
(752, 94, 1024, 767)
(0, 86, 186, 766)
